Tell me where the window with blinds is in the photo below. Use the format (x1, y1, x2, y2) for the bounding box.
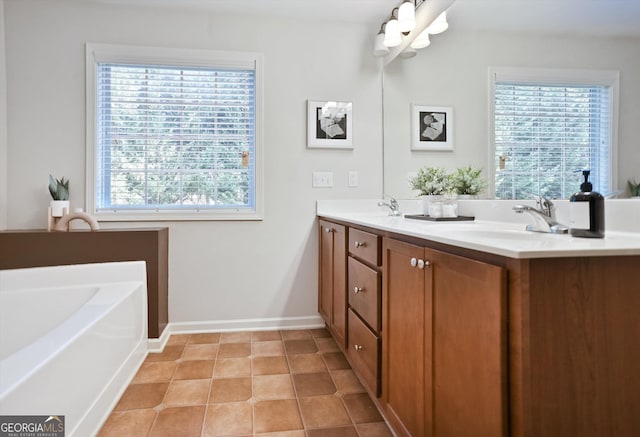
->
(492, 69, 617, 200)
(86, 44, 263, 220)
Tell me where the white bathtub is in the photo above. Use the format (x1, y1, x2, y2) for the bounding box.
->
(0, 261, 148, 437)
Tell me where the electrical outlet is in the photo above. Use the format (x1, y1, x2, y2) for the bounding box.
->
(348, 171, 358, 187)
(312, 171, 334, 188)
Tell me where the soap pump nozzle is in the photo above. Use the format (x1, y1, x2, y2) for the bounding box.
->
(580, 169, 592, 192)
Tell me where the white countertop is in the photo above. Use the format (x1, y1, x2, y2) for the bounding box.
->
(317, 199, 640, 259)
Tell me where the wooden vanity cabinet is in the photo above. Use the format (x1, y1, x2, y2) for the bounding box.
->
(347, 228, 382, 396)
(382, 237, 508, 437)
(318, 220, 347, 347)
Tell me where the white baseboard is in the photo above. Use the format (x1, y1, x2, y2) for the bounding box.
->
(148, 314, 325, 352)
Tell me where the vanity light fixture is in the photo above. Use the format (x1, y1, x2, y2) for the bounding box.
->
(399, 46, 417, 59)
(383, 9, 402, 47)
(426, 10, 449, 34)
(374, 0, 453, 61)
(374, 23, 390, 57)
(410, 28, 431, 49)
(398, 0, 417, 34)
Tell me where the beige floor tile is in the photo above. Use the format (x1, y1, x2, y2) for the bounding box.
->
(307, 426, 358, 437)
(167, 334, 190, 345)
(254, 399, 303, 433)
(97, 409, 156, 437)
(255, 432, 305, 437)
(220, 331, 252, 343)
(252, 356, 290, 376)
(315, 337, 340, 353)
(322, 352, 351, 370)
(146, 345, 184, 362)
(310, 328, 332, 338)
(281, 329, 312, 340)
(253, 340, 285, 357)
(298, 395, 350, 428)
(288, 354, 327, 374)
(148, 405, 205, 437)
(292, 372, 336, 397)
(213, 357, 251, 378)
(331, 369, 365, 394)
(173, 360, 214, 380)
(343, 392, 383, 423)
(114, 382, 168, 411)
(253, 374, 295, 400)
(252, 330, 282, 342)
(284, 339, 318, 355)
(132, 361, 176, 384)
(188, 333, 221, 344)
(218, 342, 251, 358)
(355, 422, 394, 437)
(209, 377, 252, 403)
(202, 402, 252, 437)
(182, 344, 218, 360)
(164, 379, 210, 406)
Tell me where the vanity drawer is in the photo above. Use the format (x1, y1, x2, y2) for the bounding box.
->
(349, 228, 381, 266)
(348, 309, 381, 396)
(348, 256, 381, 332)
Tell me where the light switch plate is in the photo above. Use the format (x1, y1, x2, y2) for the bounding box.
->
(348, 171, 358, 187)
(312, 171, 334, 188)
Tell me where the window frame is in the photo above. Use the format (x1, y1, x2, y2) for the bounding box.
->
(85, 43, 264, 221)
(488, 67, 619, 199)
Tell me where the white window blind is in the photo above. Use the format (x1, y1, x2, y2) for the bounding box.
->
(494, 76, 614, 200)
(86, 44, 263, 220)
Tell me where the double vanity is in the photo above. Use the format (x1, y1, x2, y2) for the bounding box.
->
(317, 199, 640, 437)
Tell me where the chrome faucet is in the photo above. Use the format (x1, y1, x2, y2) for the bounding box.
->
(378, 197, 402, 216)
(512, 195, 569, 234)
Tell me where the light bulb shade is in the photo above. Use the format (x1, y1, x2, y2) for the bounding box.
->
(399, 46, 417, 59)
(411, 29, 431, 49)
(383, 19, 402, 47)
(427, 11, 448, 34)
(373, 32, 389, 57)
(398, 1, 416, 33)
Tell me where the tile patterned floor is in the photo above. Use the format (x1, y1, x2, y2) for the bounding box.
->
(98, 329, 394, 437)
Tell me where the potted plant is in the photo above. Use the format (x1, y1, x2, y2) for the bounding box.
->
(48, 174, 70, 217)
(409, 166, 452, 216)
(628, 178, 640, 198)
(451, 166, 487, 199)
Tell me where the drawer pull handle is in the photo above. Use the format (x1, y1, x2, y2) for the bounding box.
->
(354, 241, 367, 248)
(354, 286, 364, 294)
(354, 344, 363, 351)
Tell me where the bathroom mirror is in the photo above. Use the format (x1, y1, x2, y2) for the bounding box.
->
(381, 2, 639, 200)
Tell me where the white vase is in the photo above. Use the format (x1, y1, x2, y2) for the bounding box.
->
(457, 194, 479, 200)
(50, 200, 70, 218)
(422, 195, 443, 217)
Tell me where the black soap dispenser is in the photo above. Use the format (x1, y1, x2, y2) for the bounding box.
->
(569, 170, 605, 238)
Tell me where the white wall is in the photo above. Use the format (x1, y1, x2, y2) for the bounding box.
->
(383, 30, 640, 199)
(0, 0, 7, 230)
(3, 0, 383, 325)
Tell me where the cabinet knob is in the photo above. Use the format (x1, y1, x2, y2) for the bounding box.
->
(354, 286, 364, 294)
(325, 228, 333, 233)
(417, 259, 431, 269)
(410, 257, 417, 267)
(354, 241, 366, 248)
(354, 344, 363, 351)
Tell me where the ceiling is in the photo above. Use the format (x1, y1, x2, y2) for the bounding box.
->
(92, 0, 640, 37)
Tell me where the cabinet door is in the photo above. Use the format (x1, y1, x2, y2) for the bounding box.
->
(318, 220, 347, 347)
(382, 238, 430, 437)
(430, 248, 507, 437)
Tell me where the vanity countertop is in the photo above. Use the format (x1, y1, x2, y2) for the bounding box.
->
(317, 199, 640, 259)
